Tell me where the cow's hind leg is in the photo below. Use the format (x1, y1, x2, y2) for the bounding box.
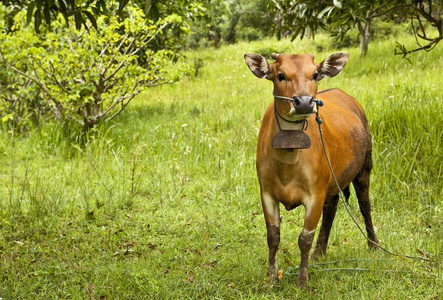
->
(311, 193, 340, 260)
(353, 156, 378, 250)
(312, 186, 351, 260)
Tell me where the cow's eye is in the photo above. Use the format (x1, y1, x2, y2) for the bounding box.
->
(312, 72, 320, 81)
(277, 73, 285, 81)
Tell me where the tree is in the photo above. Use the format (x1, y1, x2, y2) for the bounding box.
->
(227, 0, 273, 43)
(187, 0, 273, 49)
(0, 3, 193, 132)
(191, 0, 230, 48)
(133, 0, 205, 49)
(267, 0, 443, 57)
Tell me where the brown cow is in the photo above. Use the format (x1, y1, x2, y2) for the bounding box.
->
(244, 52, 378, 288)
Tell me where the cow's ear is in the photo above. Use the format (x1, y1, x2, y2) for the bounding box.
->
(317, 51, 349, 80)
(244, 53, 272, 79)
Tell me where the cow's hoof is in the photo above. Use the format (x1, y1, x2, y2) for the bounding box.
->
(296, 279, 307, 289)
(267, 273, 278, 283)
(267, 267, 279, 282)
(368, 238, 379, 251)
(311, 248, 326, 261)
(296, 270, 309, 289)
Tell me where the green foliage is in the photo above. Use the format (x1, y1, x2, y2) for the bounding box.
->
(132, 0, 205, 52)
(268, 0, 383, 57)
(11, 0, 129, 33)
(233, 0, 272, 42)
(268, 0, 443, 57)
(142, 0, 204, 23)
(267, 0, 347, 39)
(187, 0, 273, 49)
(0, 3, 193, 133)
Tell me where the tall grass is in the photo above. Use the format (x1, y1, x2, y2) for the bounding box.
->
(0, 31, 442, 298)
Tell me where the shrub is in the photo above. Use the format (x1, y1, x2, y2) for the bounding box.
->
(0, 3, 193, 133)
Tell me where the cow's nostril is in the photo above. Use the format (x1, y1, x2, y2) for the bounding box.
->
(293, 98, 301, 106)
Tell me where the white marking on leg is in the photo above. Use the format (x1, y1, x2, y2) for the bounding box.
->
(262, 192, 280, 225)
(300, 228, 315, 237)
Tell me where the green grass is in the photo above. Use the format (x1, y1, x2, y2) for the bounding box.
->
(1, 31, 443, 299)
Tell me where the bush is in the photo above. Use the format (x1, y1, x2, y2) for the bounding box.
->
(0, 3, 193, 133)
(236, 27, 264, 42)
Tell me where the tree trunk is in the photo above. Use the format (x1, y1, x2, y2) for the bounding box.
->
(225, 13, 240, 44)
(144, 0, 152, 15)
(357, 21, 371, 57)
(209, 25, 221, 48)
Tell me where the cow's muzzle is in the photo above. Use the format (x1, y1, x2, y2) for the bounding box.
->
(273, 91, 319, 116)
(291, 96, 315, 115)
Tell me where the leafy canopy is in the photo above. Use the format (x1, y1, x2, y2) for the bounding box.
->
(267, 0, 443, 57)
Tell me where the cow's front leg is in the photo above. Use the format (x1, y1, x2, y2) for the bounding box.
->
(297, 201, 323, 288)
(297, 228, 315, 288)
(261, 191, 281, 281)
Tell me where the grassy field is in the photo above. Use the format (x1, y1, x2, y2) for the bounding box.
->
(1, 31, 443, 299)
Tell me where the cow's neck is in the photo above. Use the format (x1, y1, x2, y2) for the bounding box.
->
(270, 114, 306, 164)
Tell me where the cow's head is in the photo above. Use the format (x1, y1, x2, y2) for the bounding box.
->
(244, 52, 349, 121)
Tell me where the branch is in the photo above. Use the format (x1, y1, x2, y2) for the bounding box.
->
(146, 79, 176, 87)
(133, 22, 171, 56)
(67, 112, 85, 126)
(31, 58, 71, 95)
(103, 39, 135, 81)
(98, 70, 142, 120)
(369, 4, 413, 19)
(103, 21, 171, 82)
(415, 11, 430, 40)
(393, 1, 443, 58)
(103, 32, 130, 76)
(122, 32, 139, 58)
(98, 39, 111, 58)
(4, 59, 52, 101)
(7, 62, 66, 119)
(97, 96, 122, 119)
(416, 1, 437, 24)
(0, 47, 68, 121)
(396, 36, 443, 58)
(67, 21, 76, 53)
(104, 89, 142, 123)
